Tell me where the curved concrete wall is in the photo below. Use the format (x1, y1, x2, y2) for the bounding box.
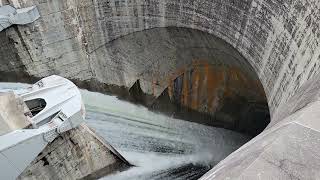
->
(1, 0, 320, 179)
(85, 27, 270, 135)
(0, 0, 319, 116)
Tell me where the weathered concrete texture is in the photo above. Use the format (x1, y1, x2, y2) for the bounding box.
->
(166, 61, 269, 135)
(0, 20, 271, 134)
(18, 124, 129, 180)
(201, 72, 320, 179)
(0, 92, 30, 135)
(0, 0, 319, 116)
(0, 0, 93, 81)
(0, 0, 320, 179)
(89, 27, 269, 135)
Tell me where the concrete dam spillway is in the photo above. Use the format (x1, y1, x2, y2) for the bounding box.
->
(0, 0, 320, 179)
(0, 83, 250, 179)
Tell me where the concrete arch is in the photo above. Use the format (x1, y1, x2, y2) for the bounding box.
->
(1, 0, 320, 179)
(89, 0, 320, 116)
(87, 27, 270, 136)
(1, 0, 319, 116)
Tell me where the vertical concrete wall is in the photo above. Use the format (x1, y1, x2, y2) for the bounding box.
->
(0, 0, 93, 81)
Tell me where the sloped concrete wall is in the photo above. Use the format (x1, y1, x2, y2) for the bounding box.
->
(18, 124, 129, 180)
(200, 68, 320, 179)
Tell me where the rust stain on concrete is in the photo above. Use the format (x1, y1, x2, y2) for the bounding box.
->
(153, 60, 266, 116)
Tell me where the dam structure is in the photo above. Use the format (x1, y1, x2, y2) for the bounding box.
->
(0, 0, 320, 179)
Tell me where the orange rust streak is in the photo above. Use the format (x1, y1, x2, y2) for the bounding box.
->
(168, 80, 173, 99)
(161, 60, 267, 115)
(191, 66, 201, 110)
(181, 73, 188, 106)
(206, 65, 225, 113)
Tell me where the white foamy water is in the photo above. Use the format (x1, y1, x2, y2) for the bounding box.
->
(82, 90, 250, 179)
(0, 83, 250, 180)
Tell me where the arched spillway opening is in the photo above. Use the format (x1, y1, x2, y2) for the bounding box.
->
(0, 0, 318, 178)
(88, 27, 270, 137)
(0, 27, 270, 179)
(79, 27, 271, 179)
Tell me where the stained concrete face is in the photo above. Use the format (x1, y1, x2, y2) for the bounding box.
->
(201, 72, 320, 179)
(0, 0, 319, 116)
(1, 14, 272, 135)
(88, 27, 270, 135)
(1, 0, 320, 179)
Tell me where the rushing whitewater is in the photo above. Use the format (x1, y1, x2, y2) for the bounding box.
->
(0, 83, 250, 180)
(82, 91, 250, 179)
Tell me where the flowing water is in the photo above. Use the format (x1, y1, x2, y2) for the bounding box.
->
(82, 90, 250, 179)
(0, 83, 250, 180)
